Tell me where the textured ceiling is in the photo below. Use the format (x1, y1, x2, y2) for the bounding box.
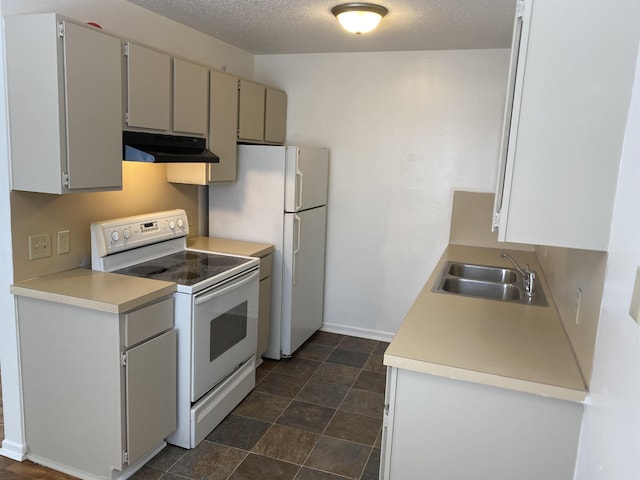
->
(126, 0, 516, 54)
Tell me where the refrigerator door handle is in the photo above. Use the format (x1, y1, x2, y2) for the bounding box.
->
(293, 214, 301, 285)
(295, 167, 303, 211)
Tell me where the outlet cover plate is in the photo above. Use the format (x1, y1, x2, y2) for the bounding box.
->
(57, 230, 70, 255)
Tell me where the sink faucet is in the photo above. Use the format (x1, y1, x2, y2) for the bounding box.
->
(499, 252, 536, 297)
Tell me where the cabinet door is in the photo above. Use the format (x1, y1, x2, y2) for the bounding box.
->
(126, 43, 171, 131)
(5, 14, 122, 194)
(264, 88, 287, 144)
(126, 329, 177, 465)
(173, 58, 208, 135)
(166, 70, 238, 185)
(238, 80, 265, 142)
(64, 21, 123, 190)
(494, 0, 639, 250)
(210, 70, 239, 181)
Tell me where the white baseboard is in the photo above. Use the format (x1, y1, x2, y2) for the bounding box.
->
(0, 438, 27, 461)
(320, 322, 395, 343)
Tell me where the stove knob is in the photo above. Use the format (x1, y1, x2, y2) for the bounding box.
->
(177, 219, 184, 229)
(123, 229, 131, 240)
(111, 231, 120, 242)
(168, 220, 176, 230)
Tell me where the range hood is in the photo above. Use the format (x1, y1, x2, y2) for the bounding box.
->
(123, 131, 220, 163)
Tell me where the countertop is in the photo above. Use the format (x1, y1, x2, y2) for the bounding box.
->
(10, 237, 273, 314)
(10, 268, 176, 314)
(384, 244, 586, 402)
(187, 236, 274, 258)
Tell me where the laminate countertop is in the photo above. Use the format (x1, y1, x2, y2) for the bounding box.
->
(384, 244, 586, 402)
(10, 268, 176, 314)
(187, 236, 274, 258)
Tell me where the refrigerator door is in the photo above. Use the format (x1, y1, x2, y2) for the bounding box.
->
(282, 206, 327, 355)
(284, 146, 329, 212)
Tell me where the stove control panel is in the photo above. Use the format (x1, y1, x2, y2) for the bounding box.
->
(90, 209, 190, 266)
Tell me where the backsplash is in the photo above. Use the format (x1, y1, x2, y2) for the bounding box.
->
(536, 245, 607, 388)
(11, 162, 199, 283)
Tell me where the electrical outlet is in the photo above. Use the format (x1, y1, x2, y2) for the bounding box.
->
(28, 233, 51, 260)
(57, 230, 70, 255)
(575, 288, 583, 324)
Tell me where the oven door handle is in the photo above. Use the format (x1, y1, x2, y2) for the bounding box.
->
(194, 269, 259, 305)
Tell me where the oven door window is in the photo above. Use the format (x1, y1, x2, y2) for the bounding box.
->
(210, 301, 248, 362)
(191, 269, 259, 402)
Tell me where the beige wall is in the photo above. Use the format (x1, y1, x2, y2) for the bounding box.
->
(448, 190, 534, 251)
(11, 162, 199, 282)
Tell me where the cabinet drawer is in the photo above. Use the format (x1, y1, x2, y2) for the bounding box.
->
(259, 253, 273, 280)
(125, 296, 174, 347)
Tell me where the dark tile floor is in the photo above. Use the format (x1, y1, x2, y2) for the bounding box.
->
(0, 332, 388, 480)
(133, 331, 388, 480)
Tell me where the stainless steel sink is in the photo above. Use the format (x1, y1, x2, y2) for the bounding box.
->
(447, 263, 518, 284)
(432, 261, 547, 306)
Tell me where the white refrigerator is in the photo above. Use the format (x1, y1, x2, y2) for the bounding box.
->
(209, 145, 330, 359)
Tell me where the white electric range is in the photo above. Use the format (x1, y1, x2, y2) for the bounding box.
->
(91, 209, 259, 448)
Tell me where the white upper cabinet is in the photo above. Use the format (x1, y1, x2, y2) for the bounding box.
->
(493, 0, 640, 251)
(238, 80, 266, 142)
(264, 87, 287, 145)
(125, 43, 172, 131)
(173, 58, 209, 135)
(5, 14, 123, 194)
(209, 70, 240, 181)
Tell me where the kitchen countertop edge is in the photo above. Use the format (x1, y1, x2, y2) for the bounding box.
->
(10, 268, 176, 314)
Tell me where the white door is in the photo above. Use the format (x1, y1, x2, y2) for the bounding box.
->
(282, 206, 327, 355)
(284, 147, 329, 212)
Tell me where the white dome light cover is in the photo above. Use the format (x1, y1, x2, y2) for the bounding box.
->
(332, 3, 389, 34)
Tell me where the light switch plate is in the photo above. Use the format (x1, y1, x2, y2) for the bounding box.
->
(629, 267, 640, 324)
(28, 233, 51, 260)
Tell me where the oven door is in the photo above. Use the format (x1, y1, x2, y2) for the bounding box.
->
(191, 268, 259, 402)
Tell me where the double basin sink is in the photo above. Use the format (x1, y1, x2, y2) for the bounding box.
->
(432, 261, 547, 306)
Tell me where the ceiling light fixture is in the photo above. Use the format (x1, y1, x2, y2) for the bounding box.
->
(332, 3, 389, 34)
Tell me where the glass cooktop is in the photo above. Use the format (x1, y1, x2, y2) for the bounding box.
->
(114, 250, 252, 286)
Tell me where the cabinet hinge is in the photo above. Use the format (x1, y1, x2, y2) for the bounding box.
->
(57, 22, 65, 38)
(125, 112, 130, 125)
(492, 211, 501, 229)
(62, 172, 70, 187)
(123, 450, 129, 464)
(123, 43, 129, 57)
(121, 353, 128, 367)
(515, 0, 526, 17)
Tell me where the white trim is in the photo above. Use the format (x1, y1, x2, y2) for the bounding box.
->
(320, 322, 394, 343)
(0, 439, 27, 461)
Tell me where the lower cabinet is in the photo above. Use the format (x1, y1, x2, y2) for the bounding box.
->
(16, 295, 177, 479)
(381, 367, 583, 480)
